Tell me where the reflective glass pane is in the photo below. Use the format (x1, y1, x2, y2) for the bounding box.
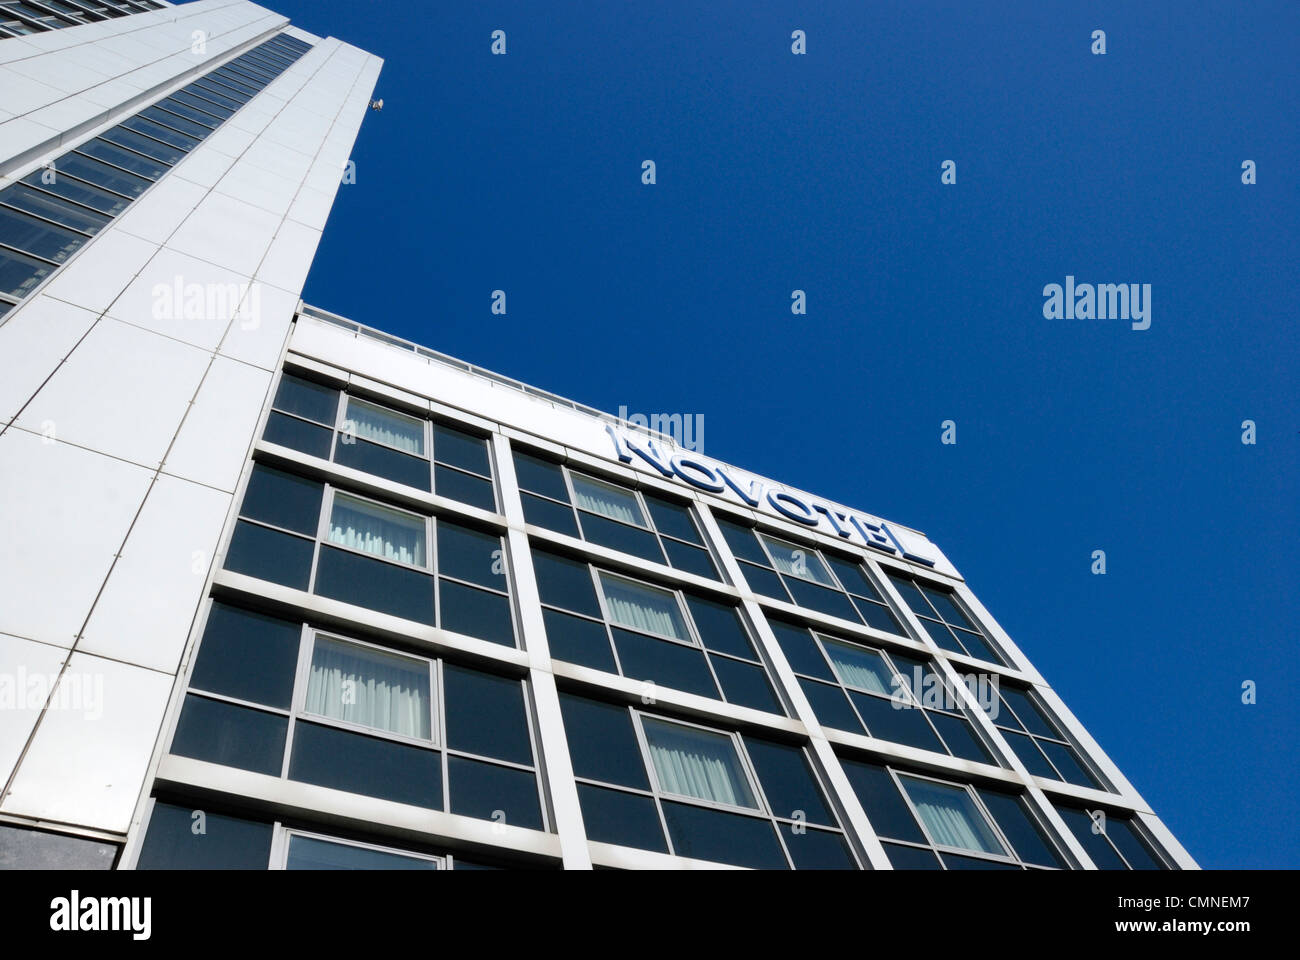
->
(0, 205, 87, 263)
(137, 803, 271, 869)
(286, 835, 438, 870)
(170, 694, 287, 775)
(1, 183, 108, 234)
(189, 603, 300, 708)
(557, 694, 649, 789)
(289, 721, 441, 808)
(433, 423, 491, 475)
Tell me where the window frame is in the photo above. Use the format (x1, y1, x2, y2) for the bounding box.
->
(264, 373, 498, 509)
(294, 630, 440, 749)
(560, 697, 858, 868)
(277, 827, 448, 870)
(594, 569, 700, 648)
(513, 448, 719, 579)
(228, 463, 516, 643)
(888, 768, 1034, 869)
(174, 616, 548, 829)
(633, 712, 764, 815)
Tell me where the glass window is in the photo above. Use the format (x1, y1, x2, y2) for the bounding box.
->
(599, 573, 689, 641)
(571, 473, 645, 526)
(760, 533, 835, 586)
(273, 373, 339, 425)
(531, 549, 601, 617)
(137, 802, 272, 870)
(240, 463, 322, 535)
(170, 695, 288, 776)
(285, 834, 441, 870)
(304, 636, 433, 741)
(641, 717, 757, 810)
(0, 206, 88, 263)
(289, 721, 442, 809)
(345, 398, 424, 454)
(189, 603, 301, 709)
(327, 494, 427, 567)
(897, 775, 1006, 856)
(821, 638, 895, 695)
(1, 183, 109, 234)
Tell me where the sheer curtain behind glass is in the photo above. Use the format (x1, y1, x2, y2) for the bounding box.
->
(572, 475, 643, 525)
(643, 718, 757, 809)
(305, 637, 432, 739)
(328, 495, 427, 566)
(600, 575, 688, 640)
(823, 639, 895, 696)
(347, 399, 425, 455)
(901, 777, 1004, 855)
(761, 534, 834, 585)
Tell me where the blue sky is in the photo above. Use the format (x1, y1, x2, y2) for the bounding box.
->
(267, 0, 1298, 868)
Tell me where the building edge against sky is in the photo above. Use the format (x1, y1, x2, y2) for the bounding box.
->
(0, 1, 1196, 870)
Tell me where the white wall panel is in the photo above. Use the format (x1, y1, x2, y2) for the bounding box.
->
(0, 297, 97, 424)
(163, 355, 271, 490)
(80, 474, 231, 673)
(1, 652, 174, 834)
(14, 318, 211, 469)
(0, 634, 70, 787)
(0, 429, 153, 647)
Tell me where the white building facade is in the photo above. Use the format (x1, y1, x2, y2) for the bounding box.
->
(0, 2, 1195, 871)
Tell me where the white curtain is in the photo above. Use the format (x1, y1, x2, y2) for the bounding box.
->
(305, 637, 431, 739)
(762, 535, 833, 585)
(601, 576, 686, 639)
(644, 720, 756, 809)
(903, 779, 1003, 854)
(348, 400, 424, 454)
(572, 476, 642, 524)
(824, 641, 892, 695)
(328, 495, 427, 566)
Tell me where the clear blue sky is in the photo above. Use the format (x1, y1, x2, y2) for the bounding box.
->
(264, 0, 1298, 868)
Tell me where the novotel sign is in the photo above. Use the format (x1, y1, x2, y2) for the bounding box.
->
(604, 426, 939, 568)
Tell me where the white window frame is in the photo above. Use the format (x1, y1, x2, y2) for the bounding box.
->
(594, 568, 701, 648)
(275, 826, 448, 870)
(631, 711, 766, 816)
(295, 630, 441, 749)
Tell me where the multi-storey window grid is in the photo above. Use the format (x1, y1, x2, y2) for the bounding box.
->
(885, 570, 1008, 665)
(714, 516, 910, 634)
(0, 0, 165, 38)
(841, 757, 1074, 870)
(1051, 802, 1174, 870)
(0, 32, 312, 318)
(263, 373, 498, 512)
(532, 546, 785, 714)
(559, 692, 859, 869)
(981, 684, 1112, 791)
(767, 618, 999, 764)
(513, 448, 720, 580)
(167, 603, 547, 830)
(224, 461, 517, 645)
